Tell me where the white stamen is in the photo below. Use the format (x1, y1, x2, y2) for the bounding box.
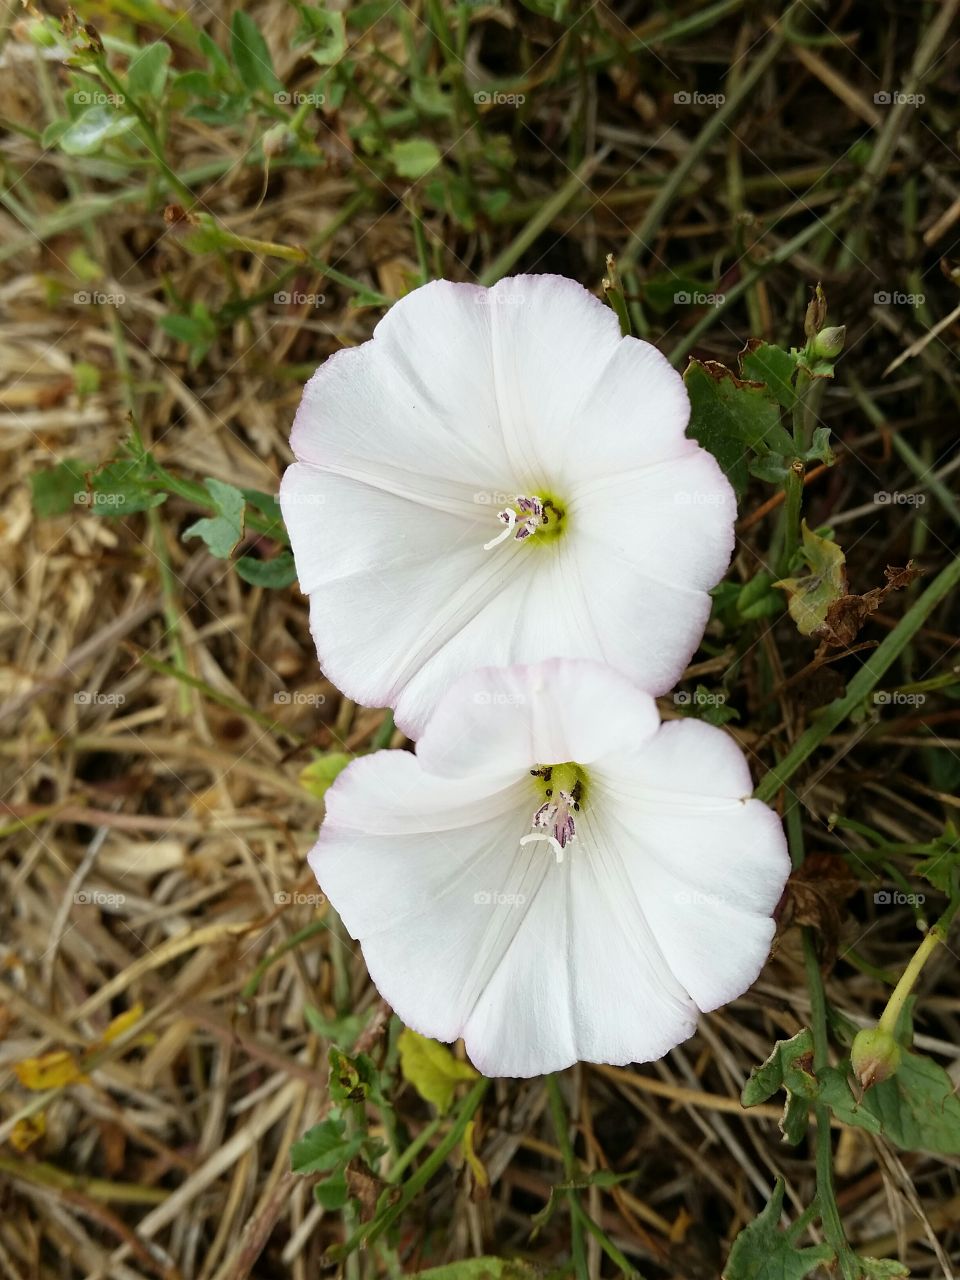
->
(520, 831, 566, 863)
(483, 507, 516, 551)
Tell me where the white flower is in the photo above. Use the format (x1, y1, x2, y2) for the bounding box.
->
(309, 659, 789, 1078)
(280, 275, 735, 737)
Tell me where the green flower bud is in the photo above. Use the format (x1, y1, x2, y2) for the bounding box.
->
(812, 325, 846, 360)
(851, 1026, 901, 1090)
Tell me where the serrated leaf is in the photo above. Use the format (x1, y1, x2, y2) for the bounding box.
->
(126, 41, 171, 101)
(294, 5, 347, 65)
(235, 552, 297, 588)
(90, 457, 167, 516)
(740, 340, 799, 410)
(230, 12, 283, 93)
(390, 137, 442, 179)
(398, 1028, 478, 1113)
(684, 358, 793, 496)
(775, 522, 847, 636)
(741, 1028, 817, 1145)
(60, 105, 137, 155)
(314, 1169, 350, 1209)
(183, 478, 245, 558)
(915, 823, 960, 893)
(859, 1049, 960, 1154)
(31, 459, 89, 517)
(291, 1112, 363, 1174)
(724, 1179, 834, 1279)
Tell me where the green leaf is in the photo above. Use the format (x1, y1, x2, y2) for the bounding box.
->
(741, 1029, 817, 1145)
(723, 1178, 834, 1279)
(59, 105, 137, 155)
(126, 41, 171, 101)
(90, 456, 167, 516)
(183, 478, 245, 557)
(314, 1169, 349, 1209)
(390, 137, 442, 179)
(31, 459, 89, 518)
(915, 823, 960, 893)
(774, 522, 847, 636)
(683, 358, 793, 496)
(291, 1112, 363, 1174)
(859, 1049, 960, 1154)
(304, 1006, 367, 1047)
(398, 1028, 479, 1113)
(857, 1259, 909, 1278)
(235, 552, 297, 588)
(739, 340, 799, 410)
(230, 12, 283, 94)
(294, 5, 347, 65)
(407, 1260, 546, 1279)
(299, 752, 352, 799)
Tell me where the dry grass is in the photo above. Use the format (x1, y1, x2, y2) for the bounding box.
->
(2, 1, 960, 1276)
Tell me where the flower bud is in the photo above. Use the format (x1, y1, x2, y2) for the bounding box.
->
(812, 325, 846, 360)
(851, 1026, 901, 1090)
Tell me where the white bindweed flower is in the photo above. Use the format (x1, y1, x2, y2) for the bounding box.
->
(309, 659, 790, 1078)
(280, 275, 736, 737)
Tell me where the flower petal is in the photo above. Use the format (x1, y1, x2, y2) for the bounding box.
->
(416, 658, 660, 781)
(592, 718, 790, 1012)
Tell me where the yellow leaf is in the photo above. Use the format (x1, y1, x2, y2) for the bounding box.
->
(101, 1002, 144, 1045)
(774, 521, 846, 636)
(462, 1119, 489, 1193)
(398, 1028, 479, 1113)
(299, 752, 352, 800)
(14, 1050, 87, 1091)
(10, 1113, 46, 1152)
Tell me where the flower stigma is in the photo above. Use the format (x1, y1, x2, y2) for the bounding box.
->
(483, 494, 564, 551)
(520, 762, 585, 863)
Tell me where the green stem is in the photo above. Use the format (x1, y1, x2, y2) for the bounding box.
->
(755, 550, 960, 804)
(546, 1075, 588, 1280)
(877, 890, 960, 1036)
